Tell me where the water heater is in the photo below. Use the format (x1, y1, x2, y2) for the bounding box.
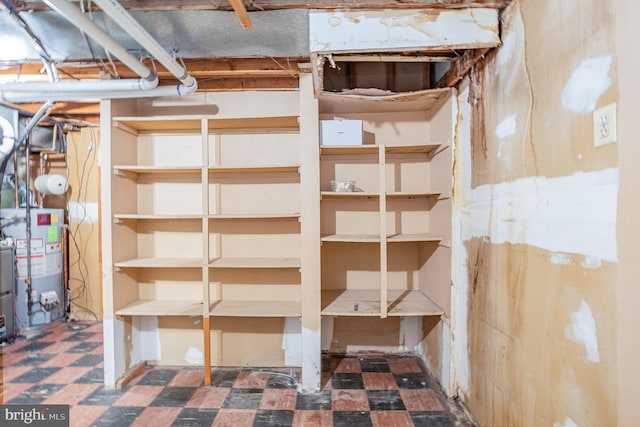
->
(0, 208, 64, 329)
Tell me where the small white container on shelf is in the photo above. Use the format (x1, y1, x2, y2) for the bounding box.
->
(320, 119, 363, 146)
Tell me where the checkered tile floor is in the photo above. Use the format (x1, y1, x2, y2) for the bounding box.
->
(0, 321, 472, 426)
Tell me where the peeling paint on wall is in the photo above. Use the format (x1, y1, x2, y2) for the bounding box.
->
(68, 200, 99, 224)
(184, 347, 203, 365)
(463, 168, 619, 264)
(561, 56, 613, 114)
(495, 114, 517, 139)
(565, 301, 600, 363)
(551, 252, 572, 265)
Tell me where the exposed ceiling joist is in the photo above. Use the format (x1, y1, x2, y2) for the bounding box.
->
(228, 0, 253, 28)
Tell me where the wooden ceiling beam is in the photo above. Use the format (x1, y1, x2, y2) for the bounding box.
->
(228, 0, 253, 29)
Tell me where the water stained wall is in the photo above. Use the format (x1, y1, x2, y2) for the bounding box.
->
(454, 1, 622, 425)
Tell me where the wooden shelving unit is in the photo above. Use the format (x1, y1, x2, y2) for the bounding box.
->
(318, 89, 452, 330)
(102, 90, 311, 389)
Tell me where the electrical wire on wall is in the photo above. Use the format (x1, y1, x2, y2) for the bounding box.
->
(63, 127, 99, 321)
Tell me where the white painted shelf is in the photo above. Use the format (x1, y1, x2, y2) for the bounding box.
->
(208, 257, 301, 269)
(209, 300, 301, 317)
(115, 300, 203, 316)
(114, 257, 203, 268)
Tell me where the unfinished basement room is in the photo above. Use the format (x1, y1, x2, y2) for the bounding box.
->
(0, 0, 637, 426)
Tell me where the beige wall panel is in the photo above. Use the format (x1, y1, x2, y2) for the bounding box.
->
(136, 221, 202, 258)
(214, 133, 300, 167)
(138, 268, 202, 301)
(209, 179, 300, 215)
(418, 245, 450, 314)
(209, 221, 300, 258)
(111, 223, 140, 262)
(328, 317, 401, 353)
(457, 1, 620, 425)
(136, 178, 203, 215)
(112, 270, 141, 310)
(209, 317, 288, 367)
(137, 134, 202, 167)
(385, 200, 431, 235)
(111, 126, 138, 165)
(385, 158, 431, 193)
(155, 317, 204, 366)
(466, 239, 616, 427)
(321, 243, 380, 290)
(387, 244, 419, 291)
(111, 176, 138, 215)
(421, 317, 443, 384)
(217, 284, 300, 302)
(321, 159, 379, 193)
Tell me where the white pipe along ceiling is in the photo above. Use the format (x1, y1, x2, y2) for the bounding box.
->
(0, 0, 197, 103)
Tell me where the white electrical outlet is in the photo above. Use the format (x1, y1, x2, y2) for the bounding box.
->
(593, 102, 617, 147)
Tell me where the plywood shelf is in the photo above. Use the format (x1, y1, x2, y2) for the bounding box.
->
(209, 300, 301, 317)
(208, 165, 300, 173)
(321, 191, 379, 199)
(320, 290, 443, 317)
(321, 290, 382, 316)
(321, 234, 381, 243)
(114, 214, 203, 221)
(386, 290, 444, 317)
(114, 257, 203, 268)
(208, 213, 301, 220)
(209, 257, 301, 269)
(320, 144, 440, 156)
(115, 300, 203, 316)
(113, 165, 202, 175)
(385, 144, 440, 155)
(387, 233, 443, 243)
(114, 115, 299, 132)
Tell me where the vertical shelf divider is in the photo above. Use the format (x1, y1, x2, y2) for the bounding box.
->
(379, 145, 388, 318)
(201, 118, 211, 386)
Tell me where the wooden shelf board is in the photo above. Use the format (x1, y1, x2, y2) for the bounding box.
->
(208, 213, 301, 220)
(115, 300, 203, 316)
(385, 144, 440, 154)
(114, 214, 202, 220)
(114, 165, 202, 175)
(387, 234, 443, 243)
(321, 191, 379, 199)
(386, 290, 444, 316)
(207, 116, 299, 131)
(209, 300, 301, 317)
(321, 234, 380, 243)
(114, 257, 203, 268)
(386, 192, 440, 199)
(208, 165, 299, 173)
(209, 257, 301, 269)
(114, 117, 203, 132)
(321, 289, 381, 316)
(320, 145, 379, 155)
(114, 115, 299, 132)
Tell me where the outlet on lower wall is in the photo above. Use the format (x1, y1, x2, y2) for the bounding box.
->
(593, 102, 617, 147)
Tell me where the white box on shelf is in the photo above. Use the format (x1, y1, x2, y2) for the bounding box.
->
(320, 120, 363, 146)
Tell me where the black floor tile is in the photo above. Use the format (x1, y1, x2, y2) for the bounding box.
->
(333, 411, 373, 427)
(410, 411, 455, 427)
(14, 341, 53, 352)
(222, 388, 263, 409)
(136, 368, 179, 386)
(367, 390, 406, 411)
(171, 408, 219, 427)
(296, 391, 332, 410)
(210, 369, 240, 388)
(359, 358, 390, 372)
(14, 352, 55, 365)
(265, 373, 297, 389)
(63, 332, 97, 342)
(150, 386, 197, 407)
(93, 406, 145, 427)
(331, 373, 364, 389)
(74, 367, 104, 384)
(79, 386, 129, 405)
(12, 367, 59, 383)
(394, 373, 428, 389)
(70, 354, 104, 367)
(67, 341, 102, 353)
(253, 409, 294, 427)
(7, 383, 66, 404)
